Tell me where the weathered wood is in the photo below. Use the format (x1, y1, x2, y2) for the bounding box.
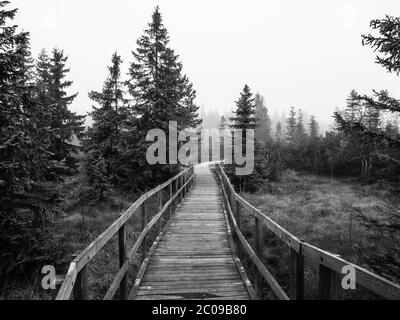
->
(158, 191, 163, 233)
(319, 264, 339, 300)
(217, 169, 289, 300)
(73, 265, 88, 300)
(141, 202, 147, 262)
(57, 167, 193, 301)
(60, 162, 400, 301)
(290, 248, 304, 300)
(168, 183, 173, 218)
(254, 217, 263, 298)
(103, 176, 194, 300)
(302, 242, 400, 300)
(216, 163, 400, 300)
(55, 262, 77, 300)
(133, 164, 251, 300)
(235, 195, 301, 253)
(118, 224, 127, 300)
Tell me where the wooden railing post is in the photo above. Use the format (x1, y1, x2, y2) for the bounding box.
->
(290, 248, 304, 300)
(71, 251, 89, 300)
(231, 193, 236, 217)
(254, 216, 263, 298)
(236, 201, 241, 231)
(175, 178, 179, 206)
(73, 265, 88, 300)
(178, 176, 181, 202)
(169, 183, 173, 219)
(319, 265, 339, 300)
(183, 174, 186, 198)
(158, 191, 163, 233)
(141, 202, 147, 262)
(118, 224, 127, 299)
(181, 175, 185, 200)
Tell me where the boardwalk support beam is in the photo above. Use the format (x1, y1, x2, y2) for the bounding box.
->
(319, 264, 339, 300)
(290, 248, 304, 300)
(119, 224, 127, 300)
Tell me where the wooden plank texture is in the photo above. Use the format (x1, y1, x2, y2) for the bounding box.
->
(131, 163, 251, 300)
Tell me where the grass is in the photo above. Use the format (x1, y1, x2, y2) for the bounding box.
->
(238, 170, 400, 299)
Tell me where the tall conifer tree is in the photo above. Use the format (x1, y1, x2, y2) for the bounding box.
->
(126, 6, 201, 185)
(286, 107, 297, 143)
(85, 53, 128, 200)
(47, 48, 85, 172)
(0, 2, 63, 275)
(254, 92, 271, 145)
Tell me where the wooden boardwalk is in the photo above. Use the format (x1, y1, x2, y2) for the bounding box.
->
(56, 163, 400, 301)
(131, 164, 252, 300)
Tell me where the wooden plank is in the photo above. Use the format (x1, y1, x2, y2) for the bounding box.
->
(118, 224, 127, 300)
(73, 265, 88, 300)
(57, 169, 194, 300)
(137, 287, 247, 296)
(303, 242, 400, 300)
(134, 164, 250, 300)
(319, 264, 339, 300)
(72, 168, 194, 273)
(213, 169, 256, 300)
(254, 217, 263, 298)
(103, 177, 194, 300)
(235, 195, 301, 253)
(141, 203, 147, 262)
(216, 168, 289, 300)
(290, 248, 304, 300)
(141, 282, 245, 290)
(55, 262, 77, 300)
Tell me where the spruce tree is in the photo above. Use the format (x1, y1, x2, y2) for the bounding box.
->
(47, 48, 85, 172)
(254, 92, 271, 145)
(344, 90, 361, 122)
(229, 85, 257, 131)
(275, 122, 283, 143)
(228, 85, 268, 192)
(335, 16, 400, 181)
(127, 6, 201, 186)
(0, 2, 63, 275)
(85, 52, 128, 201)
(218, 115, 228, 131)
(35, 49, 52, 110)
(286, 107, 297, 143)
(295, 109, 307, 143)
(128, 7, 201, 132)
(309, 115, 320, 139)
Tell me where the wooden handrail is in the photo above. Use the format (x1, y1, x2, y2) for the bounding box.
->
(214, 163, 400, 300)
(215, 170, 289, 300)
(103, 177, 193, 300)
(56, 166, 195, 300)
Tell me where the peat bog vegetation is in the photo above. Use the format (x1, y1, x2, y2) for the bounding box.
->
(240, 171, 400, 299)
(1, 0, 400, 300)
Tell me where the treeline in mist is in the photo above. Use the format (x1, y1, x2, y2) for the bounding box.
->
(224, 16, 400, 193)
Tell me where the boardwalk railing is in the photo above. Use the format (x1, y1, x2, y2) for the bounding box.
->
(56, 167, 195, 300)
(214, 163, 400, 300)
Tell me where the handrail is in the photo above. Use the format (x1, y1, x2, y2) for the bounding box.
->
(214, 163, 400, 300)
(56, 166, 195, 300)
(214, 169, 289, 300)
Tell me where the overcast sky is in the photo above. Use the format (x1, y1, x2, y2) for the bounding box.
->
(12, 0, 400, 129)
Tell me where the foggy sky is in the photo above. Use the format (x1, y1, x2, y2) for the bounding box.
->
(12, 0, 400, 129)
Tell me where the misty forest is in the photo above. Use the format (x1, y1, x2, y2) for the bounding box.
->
(1, 1, 400, 300)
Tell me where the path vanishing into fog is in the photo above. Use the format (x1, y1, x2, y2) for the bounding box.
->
(57, 163, 400, 300)
(130, 164, 252, 300)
